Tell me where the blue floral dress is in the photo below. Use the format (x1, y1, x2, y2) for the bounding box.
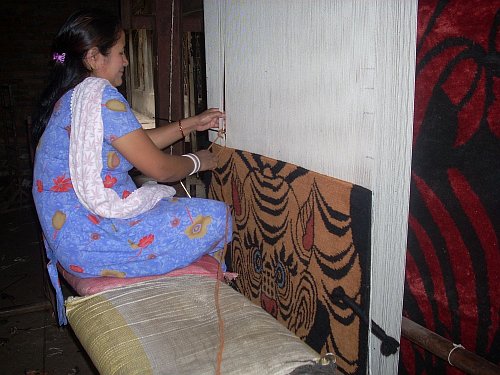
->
(32, 84, 232, 324)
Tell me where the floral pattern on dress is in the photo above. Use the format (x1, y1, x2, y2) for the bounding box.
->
(33, 84, 232, 281)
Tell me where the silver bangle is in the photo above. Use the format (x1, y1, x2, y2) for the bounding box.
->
(182, 153, 200, 175)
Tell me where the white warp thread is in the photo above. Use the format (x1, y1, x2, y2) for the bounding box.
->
(69, 77, 175, 219)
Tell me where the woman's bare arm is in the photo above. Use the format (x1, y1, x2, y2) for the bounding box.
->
(112, 128, 219, 183)
(144, 122, 184, 150)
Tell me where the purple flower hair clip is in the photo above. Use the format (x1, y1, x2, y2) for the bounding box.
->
(52, 52, 66, 64)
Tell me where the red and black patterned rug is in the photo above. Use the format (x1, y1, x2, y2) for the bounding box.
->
(401, 0, 500, 373)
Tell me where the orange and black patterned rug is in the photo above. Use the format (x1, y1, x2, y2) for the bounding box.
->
(209, 145, 372, 374)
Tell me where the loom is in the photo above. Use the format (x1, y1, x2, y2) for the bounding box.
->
(44, 1, 417, 374)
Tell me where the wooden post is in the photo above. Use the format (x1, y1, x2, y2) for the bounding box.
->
(401, 317, 500, 375)
(154, 0, 184, 156)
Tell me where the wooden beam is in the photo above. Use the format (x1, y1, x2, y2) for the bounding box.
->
(182, 12, 204, 32)
(131, 15, 155, 30)
(120, 0, 131, 30)
(401, 317, 500, 375)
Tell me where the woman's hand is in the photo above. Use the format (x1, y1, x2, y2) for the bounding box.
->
(191, 108, 225, 132)
(195, 149, 219, 172)
(144, 108, 224, 150)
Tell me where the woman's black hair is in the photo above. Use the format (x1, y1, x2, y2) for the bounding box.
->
(31, 8, 122, 144)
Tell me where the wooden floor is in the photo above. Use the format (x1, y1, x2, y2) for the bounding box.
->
(0, 172, 208, 374)
(0, 205, 97, 375)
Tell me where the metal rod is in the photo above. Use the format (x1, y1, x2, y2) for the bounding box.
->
(401, 317, 500, 375)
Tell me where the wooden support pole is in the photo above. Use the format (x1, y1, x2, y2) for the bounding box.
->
(154, 0, 184, 156)
(154, 0, 183, 122)
(401, 317, 500, 375)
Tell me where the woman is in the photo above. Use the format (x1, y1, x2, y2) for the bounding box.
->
(32, 8, 232, 324)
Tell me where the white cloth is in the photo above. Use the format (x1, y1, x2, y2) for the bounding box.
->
(69, 77, 175, 219)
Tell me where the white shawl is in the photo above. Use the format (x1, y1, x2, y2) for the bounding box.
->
(69, 77, 175, 219)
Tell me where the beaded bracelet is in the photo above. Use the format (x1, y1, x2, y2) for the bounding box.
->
(182, 153, 200, 175)
(178, 119, 186, 138)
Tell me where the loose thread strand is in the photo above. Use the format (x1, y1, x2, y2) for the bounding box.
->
(207, 128, 226, 151)
(214, 206, 231, 375)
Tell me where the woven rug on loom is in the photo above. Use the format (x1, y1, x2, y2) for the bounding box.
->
(208, 145, 372, 375)
(401, 0, 500, 374)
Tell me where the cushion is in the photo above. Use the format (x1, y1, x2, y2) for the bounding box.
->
(65, 275, 321, 375)
(58, 255, 225, 296)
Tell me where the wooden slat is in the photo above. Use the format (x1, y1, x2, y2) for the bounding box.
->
(0, 301, 52, 318)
